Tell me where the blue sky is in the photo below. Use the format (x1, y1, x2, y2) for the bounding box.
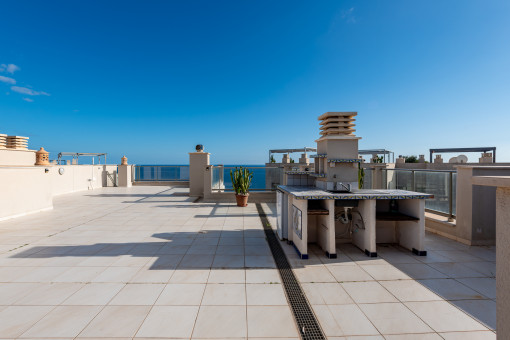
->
(1, 0, 509, 164)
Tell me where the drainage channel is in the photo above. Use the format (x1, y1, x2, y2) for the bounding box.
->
(256, 203, 326, 340)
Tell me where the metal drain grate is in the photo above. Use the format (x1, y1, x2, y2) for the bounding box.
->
(256, 203, 326, 340)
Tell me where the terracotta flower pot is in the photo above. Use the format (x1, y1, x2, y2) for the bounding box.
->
(235, 194, 249, 207)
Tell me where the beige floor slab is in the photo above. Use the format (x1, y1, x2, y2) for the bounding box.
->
(429, 263, 486, 279)
(418, 279, 486, 300)
(439, 330, 496, 339)
(14, 282, 83, 305)
(405, 301, 488, 332)
(130, 267, 175, 283)
(14, 266, 70, 282)
(379, 280, 442, 302)
(63, 283, 125, 305)
(0, 283, 39, 305)
(245, 255, 276, 268)
(208, 268, 246, 283)
(327, 304, 380, 336)
(20, 305, 102, 338)
(156, 283, 206, 305)
(359, 302, 433, 334)
(148, 254, 183, 269)
(178, 254, 214, 268)
(78, 305, 151, 337)
(394, 263, 450, 279)
(212, 254, 245, 268)
(135, 305, 199, 338)
(245, 268, 280, 283)
(247, 306, 298, 338)
(301, 282, 353, 305)
(456, 278, 496, 299)
(246, 283, 287, 305)
(294, 266, 337, 283)
(311, 304, 343, 336)
(341, 281, 398, 303)
(202, 283, 246, 305)
(462, 261, 496, 277)
(215, 245, 244, 255)
(450, 299, 496, 330)
(192, 305, 247, 338)
(92, 266, 140, 283)
(109, 283, 164, 305)
(327, 265, 374, 282)
(383, 334, 442, 339)
(53, 266, 106, 283)
(0, 305, 53, 337)
(359, 264, 411, 280)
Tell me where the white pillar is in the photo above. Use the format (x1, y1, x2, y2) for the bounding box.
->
(189, 152, 210, 197)
(118, 165, 132, 187)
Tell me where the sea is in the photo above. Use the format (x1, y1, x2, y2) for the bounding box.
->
(136, 164, 272, 190)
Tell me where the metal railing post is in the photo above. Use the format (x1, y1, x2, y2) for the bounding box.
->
(448, 171, 454, 222)
(411, 170, 415, 191)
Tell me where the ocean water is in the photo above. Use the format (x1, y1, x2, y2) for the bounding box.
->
(217, 165, 270, 190)
(135, 164, 278, 190)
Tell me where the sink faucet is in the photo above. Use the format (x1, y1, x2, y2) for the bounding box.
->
(334, 182, 351, 192)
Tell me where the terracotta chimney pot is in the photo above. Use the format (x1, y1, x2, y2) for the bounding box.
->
(35, 147, 50, 166)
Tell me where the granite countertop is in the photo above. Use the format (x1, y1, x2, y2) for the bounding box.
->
(277, 185, 434, 200)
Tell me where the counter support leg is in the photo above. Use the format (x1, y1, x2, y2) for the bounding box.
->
(317, 199, 336, 258)
(352, 200, 377, 257)
(290, 198, 308, 259)
(398, 199, 426, 255)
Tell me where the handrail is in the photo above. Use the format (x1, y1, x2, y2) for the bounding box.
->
(387, 168, 456, 173)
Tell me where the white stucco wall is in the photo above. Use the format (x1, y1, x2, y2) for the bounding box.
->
(0, 167, 53, 220)
(0, 164, 118, 220)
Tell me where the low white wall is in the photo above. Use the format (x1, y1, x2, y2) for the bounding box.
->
(49, 165, 117, 196)
(0, 164, 118, 220)
(0, 167, 53, 220)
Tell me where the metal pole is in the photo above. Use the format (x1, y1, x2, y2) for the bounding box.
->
(411, 170, 415, 191)
(448, 171, 454, 222)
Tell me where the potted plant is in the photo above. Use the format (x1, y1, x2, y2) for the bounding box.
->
(230, 166, 253, 207)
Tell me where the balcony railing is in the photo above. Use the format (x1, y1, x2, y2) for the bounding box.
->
(380, 168, 456, 220)
(211, 166, 283, 191)
(133, 165, 189, 182)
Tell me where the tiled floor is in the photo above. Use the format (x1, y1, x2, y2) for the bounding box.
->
(0, 186, 497, 339)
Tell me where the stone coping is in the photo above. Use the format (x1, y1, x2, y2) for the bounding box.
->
(277, 185, 434, 200)
(472, 175, 510, 188)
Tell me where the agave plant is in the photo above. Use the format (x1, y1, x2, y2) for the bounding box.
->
(230, 167, 253, 195)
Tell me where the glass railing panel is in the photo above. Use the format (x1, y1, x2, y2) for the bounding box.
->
(415, 171, 450, 215)
(452, 172, 457, 216)
(395, 170, 414, 190)
(212, 166, 283, 191)
(363, 168, 373, 189)
(133, 166, 189, 181)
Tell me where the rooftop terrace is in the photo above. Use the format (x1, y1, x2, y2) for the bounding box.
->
(0, 185, 496, 339)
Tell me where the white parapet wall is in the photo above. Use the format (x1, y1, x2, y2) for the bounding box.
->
(0, 164, 118, 220)
(0, 166, 53, 220)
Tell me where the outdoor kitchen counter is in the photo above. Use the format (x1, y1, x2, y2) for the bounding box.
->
(277, 185, 434, 200)
(276, 185, 432, 259)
